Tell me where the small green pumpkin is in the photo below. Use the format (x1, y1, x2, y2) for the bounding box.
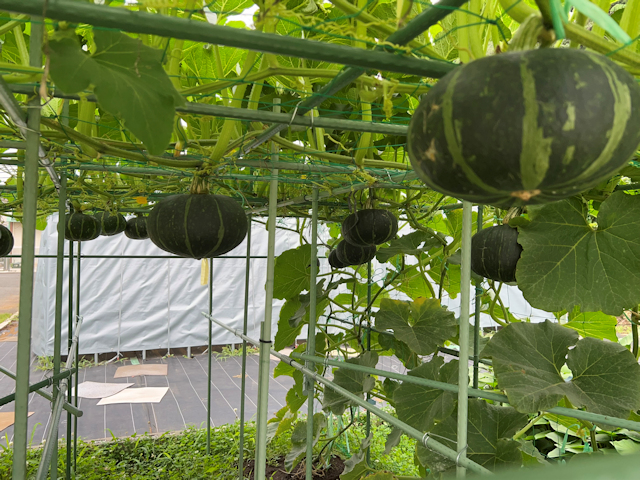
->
(470, 225, 522, 283)
(0, 224, 14, 257)
(124, 215, 148, 240)
(65, 212, 100, 241)
(335, 240, 376, 267)
(96, 211, 127, 236)
(342, 209, 398, 246)
(328, 249, 349, 269)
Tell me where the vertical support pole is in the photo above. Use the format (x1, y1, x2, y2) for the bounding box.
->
(66, 240, 73, 480)
(365, 260, 372, 465)
(12, 19, 43, 480)
(73, 242, 81, 472)
(51, 167, 67, 478)
(254, 99, 280, 480)
(238, 215, 252, 479)
(457, 201, 473, 477)
(473, 205, 483, 390)
(206, 256, 213, 455)
(305, 188, 319, 480)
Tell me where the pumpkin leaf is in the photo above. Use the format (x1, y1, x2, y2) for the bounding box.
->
(274, 297, 303, 351)
(375, 298, 457, 355)
(394, 356, 458, 432)
(416, 399, 527, 473)
(376, 231, 441, 263)
(564, 311, 618, 342)
(48, 29, 183, 155)
(322, 352, 378, 415)
(273, 244, 312, 300)
(285, 412, 327, 471)
(517, 193, 640, 315)
(482, 321, 640, 418)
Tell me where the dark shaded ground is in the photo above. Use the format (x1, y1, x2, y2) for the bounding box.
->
(244, 456, 345, 480)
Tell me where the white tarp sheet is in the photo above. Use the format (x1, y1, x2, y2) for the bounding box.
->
(32, 214, 327, 356)
(32, 214, 553, 357)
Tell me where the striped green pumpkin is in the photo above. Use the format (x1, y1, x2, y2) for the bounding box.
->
(335, 240, 376, 267)
(470, 225, 522, 283)
(147, 194, 248, 259)
(124, 215, 149, 240)
(65, 212, 100, 241)
(0, 224, 14, 257)
(408, 49, 640, 207)
(96, 211, 127, 236)
(342, 209, 398, 246)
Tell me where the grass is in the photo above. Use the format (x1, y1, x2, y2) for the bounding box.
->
(216, 345, 260, 360)
(0, 313, 12, 323)
(0, 414, 420, 479)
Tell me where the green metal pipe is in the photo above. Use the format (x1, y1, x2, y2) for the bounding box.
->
(473, 206, 483, 390)
(250, 171, 419, 214)
(11, 20, 43, 480)
(36, 316, 83, 480)
(0, 0, 455, 79)
(291, 352, 640, 433)
(206, 256, 213, 455)
(73, 242, 81, 472)
(0, 367, 77, 406)
(66, 240, 73, 480)
(305, 188, 319, 480)
(254, 100, 281, 480)
(240, 0, 468, 154)
(365, 261, 372, 465)
(457, 201, 473, 477)
(200, 313, 490, 476)
(8, 84, 409, 137)
(238, 216, 252, 479)
(0, 366, 82, 416)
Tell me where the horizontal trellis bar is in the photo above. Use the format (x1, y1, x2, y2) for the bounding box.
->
(0, 367, 77, 407)
(291, 352, 640, 433)
(201, 312, 491, 475)
(6, 84, 410, 137)
(0, 0, 455, 79)
(0, 366, 82, 416)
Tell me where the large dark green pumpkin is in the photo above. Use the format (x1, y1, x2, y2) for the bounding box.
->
(147, 194, 248, 259)
(65, 212, 100, 241)
(342, 209, 398, 246)
(95, 211, 127, 236)
(470, 225, 522, 283)
(408, 49, 640, 207)
(328, 249, 349, 269)
(0, 224, 14, 256)
(335, 240, 376, 267)
(124, 215, 148, 240)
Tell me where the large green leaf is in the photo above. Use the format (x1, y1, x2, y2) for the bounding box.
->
(48, 29, 183, 155)
(564, 311, 618, 342)
(274, 297, 304, 351)
(483, 321, 640, 417)
(376, 231, 441, 263)
(417, 399, 527, 473)
(517, 193, 640, 315)
(285, 412, 327, 471)
(393, 266, 434, 300)
(394, 356, 458, 431)
(322, 352, 378, 415)
(375, 298, 457, 355)
(273, 244, 312, 300)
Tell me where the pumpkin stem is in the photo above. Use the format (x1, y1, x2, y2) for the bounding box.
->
(71, 200, 83, 213)
(190, 174, 210, 195)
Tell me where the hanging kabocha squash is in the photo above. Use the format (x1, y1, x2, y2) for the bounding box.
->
(335, 240, 376, 267)
(65, 211, 100, 241)
(470, 224, 522, 283)
(341, 209, 398, 246)
(407, 49, 640, 208)
(124, 215, 148, 240)
(328, 249, 349, 270)
(0, 224, 14, 257)
(95, 211, 127, 236)
(147, 177, 248, 259)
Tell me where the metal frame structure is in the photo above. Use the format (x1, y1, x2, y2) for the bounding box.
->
(2, 2, 640, 480)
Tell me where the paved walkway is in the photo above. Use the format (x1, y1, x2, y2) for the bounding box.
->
(0, 272, 19, 314)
